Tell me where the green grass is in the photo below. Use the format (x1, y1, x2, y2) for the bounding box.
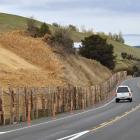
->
(0, 13, 42, 32)
(0, 12, 91, 40)
(108, 39, 140, 59)
(107, 39, 140, 71)
(0, 12, 140, 71)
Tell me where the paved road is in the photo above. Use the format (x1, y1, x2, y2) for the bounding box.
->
(0, 78, 140, 140)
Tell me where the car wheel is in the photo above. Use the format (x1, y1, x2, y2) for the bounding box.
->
(116, 99, 119, 103)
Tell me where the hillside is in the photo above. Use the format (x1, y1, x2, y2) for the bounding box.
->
(108, 39, 140, 59)
(0, 31, 111, 87)
(0, 12, 140, 73)
(0, 12, 90, 42)
(0, 13, 42, 32)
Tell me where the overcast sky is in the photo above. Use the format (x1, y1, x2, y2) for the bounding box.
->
(0, 0, 140, 35)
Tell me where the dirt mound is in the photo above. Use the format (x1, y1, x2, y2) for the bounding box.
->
(0, 31, 111, 87)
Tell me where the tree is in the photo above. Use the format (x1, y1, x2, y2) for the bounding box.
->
(118, 32, 125, 43)
(52, 22, 60, 27)
(108, 32, 113, 39)
(111, 32, 125, 43)
(68, 24, 77, 31)
(39, 23, 51, 37)
(79, 35, 115, 70)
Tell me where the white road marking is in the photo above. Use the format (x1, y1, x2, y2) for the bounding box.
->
(0, 132, 6, 134)
(0, 97, 115, 135)
(57, 131, 89, 140)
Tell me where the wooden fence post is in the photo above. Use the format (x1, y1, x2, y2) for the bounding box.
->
(1, 88, 5, 125)
(27, 92, 31, 127)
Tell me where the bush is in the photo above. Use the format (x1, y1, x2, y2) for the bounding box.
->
(52, 22, 60, 28)
(38, 23, 51, 37)
(121, 52, 140, 61)
(79, 35, 115, 70)
(68, 24, 78, 32)
(50, 27, 74, 52)
(43, 34, 52, 44)
(27, 17, 39, 37)
(133, 66, 140, 77)
(121, 52, 127, 59)
(27, 18, 51, 37)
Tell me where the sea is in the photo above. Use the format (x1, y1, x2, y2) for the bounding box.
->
(123, 35, 140, 47)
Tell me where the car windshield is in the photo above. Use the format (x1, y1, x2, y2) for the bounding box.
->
(117, 87, 129, 93)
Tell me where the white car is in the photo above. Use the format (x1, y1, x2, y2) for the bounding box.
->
(115, 86, 133, 103)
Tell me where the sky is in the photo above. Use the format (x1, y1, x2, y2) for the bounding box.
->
(0, 0, 140, 43)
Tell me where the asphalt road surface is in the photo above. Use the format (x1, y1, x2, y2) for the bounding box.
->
(0, 78, 140, 140)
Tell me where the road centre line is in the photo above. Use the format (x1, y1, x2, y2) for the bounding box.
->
(90, 103, 140, 132)
(58, 103, 140, 140)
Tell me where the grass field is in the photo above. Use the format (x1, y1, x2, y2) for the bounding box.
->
(108, 39, 140, 59)
(0, 13, 42, 32)
(0, 12, 90, 41)
(107, 39, 140, 71)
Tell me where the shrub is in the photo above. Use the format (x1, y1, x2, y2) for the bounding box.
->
(52, 22, 60, 28)
(121, 52, 127, 59)
(43, 34, 52, 44)
(38, 23, 51, 37)
(26, 17, 39, 37)
(50, 27, 74, 52)
(68, 24, 78, 32)
(27, 18, 51, 37)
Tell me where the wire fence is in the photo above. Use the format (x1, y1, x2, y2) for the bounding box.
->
(0, 71, 127, 125)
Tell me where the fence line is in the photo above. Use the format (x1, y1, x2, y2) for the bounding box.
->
(0, 71, 127, 125)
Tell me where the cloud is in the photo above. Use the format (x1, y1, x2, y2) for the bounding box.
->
(0, 0, 140, 35)
(1, 0, 140, 13)
(33, 0, 140, 14)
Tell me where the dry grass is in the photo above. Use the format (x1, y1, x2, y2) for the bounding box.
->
(0, 31, 65, 87)
(0, 31, 112, 87)
(56, 54, 112, 86)
(0, 31, 61, 71)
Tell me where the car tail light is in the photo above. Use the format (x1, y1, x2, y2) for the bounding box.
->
(115, 93, 117, 97)
(129, 93, 132, 96)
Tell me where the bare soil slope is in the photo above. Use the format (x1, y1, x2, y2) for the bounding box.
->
(0, 31, 111, 87)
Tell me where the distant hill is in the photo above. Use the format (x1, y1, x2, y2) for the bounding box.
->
(123, 34, 140, 47)
(134, 46, 140, 48)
